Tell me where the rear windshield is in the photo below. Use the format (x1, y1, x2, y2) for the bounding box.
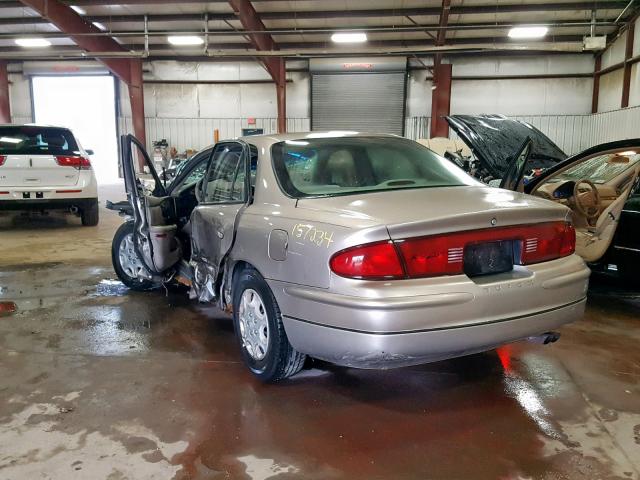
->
(271, 136, 475, 198)
(0, 126, 80, 156)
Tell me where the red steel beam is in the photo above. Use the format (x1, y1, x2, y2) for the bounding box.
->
(431, 0, 452, 137)
(430, 63, 452, 138)
(592, 55, 601, 113)
(621, 20, 635, 108)
(228, 0, 286, 133)
(0, 61, 10, 123)
(17, 0, 146, 145)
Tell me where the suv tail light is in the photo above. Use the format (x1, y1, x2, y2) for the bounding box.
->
(329, 222, 576, 280)
(0, 155, 6, 166)
(55, 155, 91, 170)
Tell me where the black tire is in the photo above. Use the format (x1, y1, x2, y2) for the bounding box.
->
(81, 200, 99, 226)
(111, 222, 156, 291)
(232, 267, 306, 382)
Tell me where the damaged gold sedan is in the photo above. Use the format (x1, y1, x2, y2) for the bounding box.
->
(109, 132, 589, 382)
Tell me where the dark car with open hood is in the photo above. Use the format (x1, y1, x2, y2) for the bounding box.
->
(446, 114, 640, 282)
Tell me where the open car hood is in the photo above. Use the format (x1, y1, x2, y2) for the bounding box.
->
(445, 114, 568, 179)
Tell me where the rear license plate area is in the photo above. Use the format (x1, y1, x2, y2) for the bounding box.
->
(463, 240, 514, 277)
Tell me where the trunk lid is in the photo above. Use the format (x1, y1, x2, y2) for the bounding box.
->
(295, 186, 569, 239)
(0, 154, 80, 187)
(445, 114, 567, 179)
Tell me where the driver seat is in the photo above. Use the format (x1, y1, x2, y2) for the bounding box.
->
(575, 184, 632, 262)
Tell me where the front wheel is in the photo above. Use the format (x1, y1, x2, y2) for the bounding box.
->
(111, 222, 156, 291)
(233, 267, 306, 382)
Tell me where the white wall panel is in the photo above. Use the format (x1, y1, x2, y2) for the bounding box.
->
(239, 83, 277, 117)
(286, 72, 310, 118)
(153, 84, 200, 118)
(451, 78, 592, 115)
(634, 21, 640, 56)
(598, 69, 624, 112)
(8, 73, 32, 120)
(601, 31, 627, 69)
(452, 55, 593, 76)
(406, 70, 433, 117)
(629, 63, 640, 107)
(197, 84, 241, 117)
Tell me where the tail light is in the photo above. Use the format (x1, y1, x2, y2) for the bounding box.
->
(0, 155, 6, 166)
(329, 241, 404, 280)
(330, 222, 575, 280)
(55, 155, 91, 170)
(520, 222, 575, 264)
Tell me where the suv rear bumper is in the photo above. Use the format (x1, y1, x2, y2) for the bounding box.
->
(0, 197, 98, 211)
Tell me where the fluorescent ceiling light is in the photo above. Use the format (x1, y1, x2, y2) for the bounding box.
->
(331, 32, 367, 43)
(167, 35, 204, 46)
(307, 131, 358, 138)
(92, 22, 107, 31)
(14, 38, 51, 47)
(70, 5, 86, 15)
(508, 26, 548, 39)
(0, 136, 22, 144)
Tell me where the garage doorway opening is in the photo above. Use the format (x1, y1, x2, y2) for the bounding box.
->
(32, 75, 119, 184)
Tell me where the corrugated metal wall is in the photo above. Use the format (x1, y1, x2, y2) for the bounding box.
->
(119, 106, 640, 155)
(406, 106, 640, 155)
(119, 117, 310, 152)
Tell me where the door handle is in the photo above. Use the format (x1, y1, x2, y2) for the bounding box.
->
(216, 229, 224, 239)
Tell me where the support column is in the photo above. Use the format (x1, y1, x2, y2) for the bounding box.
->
(128, 59, 146, 149)
(0, 61, 10, 124)
(621, 21, 635, 108)
(276, 58, 286, 134)
(430, 62, 452, 138)
(592, 55, 601, 113)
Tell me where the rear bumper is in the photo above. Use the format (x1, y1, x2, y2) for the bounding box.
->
(268, 254, 590, 368)
(282, 298, 586, 368)
(0, 197, 97, 211)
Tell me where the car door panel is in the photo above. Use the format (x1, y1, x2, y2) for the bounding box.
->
(190, 141, 250, 287)
(121, 134, 182, 274)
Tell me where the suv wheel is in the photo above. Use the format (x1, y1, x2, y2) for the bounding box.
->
(81, 200, 99, 226)
(233, 267, 306, 382)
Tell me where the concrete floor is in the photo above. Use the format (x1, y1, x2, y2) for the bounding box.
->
(1, 185, 639, 480)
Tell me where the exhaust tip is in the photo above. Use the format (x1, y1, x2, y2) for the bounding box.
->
(528, 331, 561, 345)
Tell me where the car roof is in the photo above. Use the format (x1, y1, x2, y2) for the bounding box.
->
(0, 123, 72, 130)
(237, 131, 402, 149)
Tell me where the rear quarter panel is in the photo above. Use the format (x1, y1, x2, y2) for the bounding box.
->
(230, 207, 390, 289)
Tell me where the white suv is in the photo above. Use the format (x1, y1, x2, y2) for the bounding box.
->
(0, 124, 99, 226)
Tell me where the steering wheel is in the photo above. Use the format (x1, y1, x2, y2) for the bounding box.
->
(573, 179, 601, 220)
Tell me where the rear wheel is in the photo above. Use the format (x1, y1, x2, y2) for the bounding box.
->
(81, 200, 99, 226)
(112, 222, 156, 291)
(233, 267, 306, 382)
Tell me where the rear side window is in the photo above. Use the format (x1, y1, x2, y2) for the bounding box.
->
(0, 126, 80, 156)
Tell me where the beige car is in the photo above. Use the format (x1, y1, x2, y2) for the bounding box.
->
(111, 132, 590, 382)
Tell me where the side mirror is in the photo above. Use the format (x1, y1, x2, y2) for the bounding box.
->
(85, 149, 94, 156)
(195, 178, 204, 203)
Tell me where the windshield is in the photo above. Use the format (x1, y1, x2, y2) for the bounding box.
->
(271, 136, 475, 198)
(550, 152, 640, 184)
(0, 126, 80, 156)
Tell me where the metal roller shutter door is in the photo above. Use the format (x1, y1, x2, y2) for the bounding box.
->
(311, 72, 406, 135)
